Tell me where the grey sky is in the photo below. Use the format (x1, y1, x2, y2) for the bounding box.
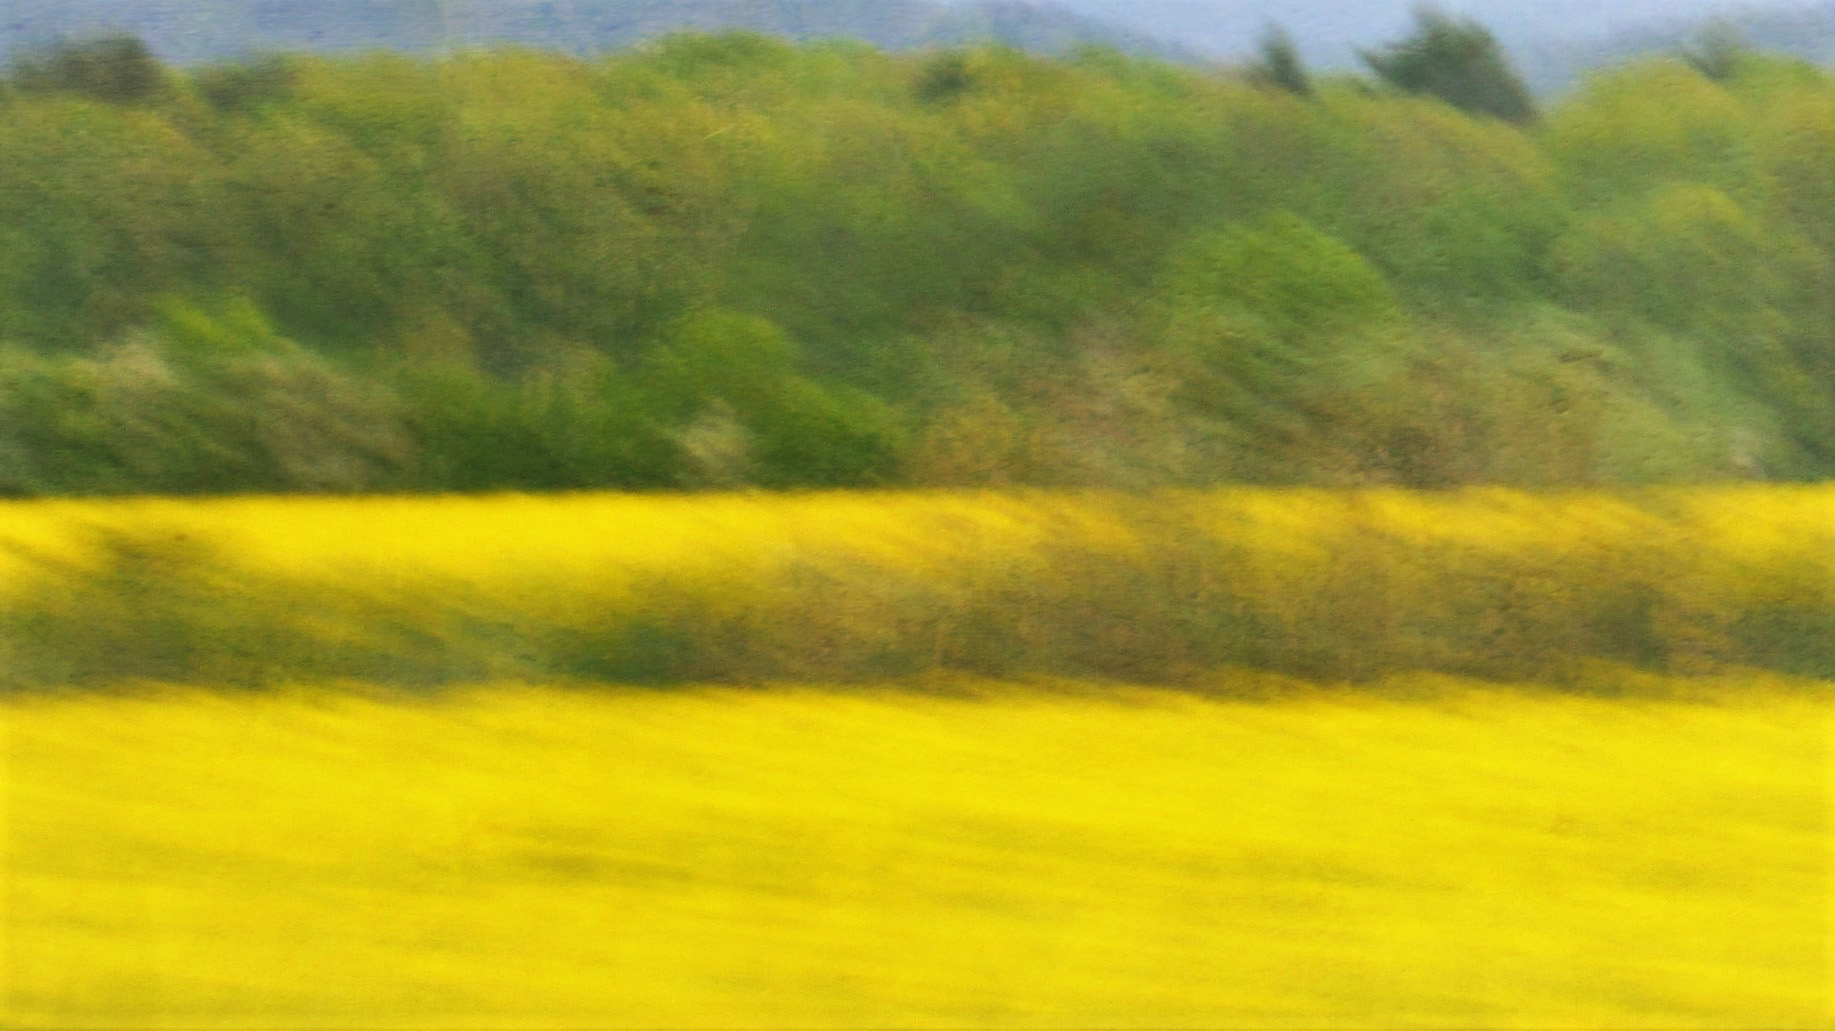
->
(991, 0, 1784, 64)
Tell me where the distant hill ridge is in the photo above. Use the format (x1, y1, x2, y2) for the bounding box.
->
(1603, 0, 1834, 67)
(0, 0, 1200, 64)
(1517, 1, 1835, 92)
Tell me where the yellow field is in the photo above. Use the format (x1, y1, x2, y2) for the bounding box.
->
(4, 485, 1831, 594)
(4, 673, 1829, 1028)
(3, 487, 1831, 1024)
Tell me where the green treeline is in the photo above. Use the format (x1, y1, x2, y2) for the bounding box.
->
(1, 32, 1832, 493)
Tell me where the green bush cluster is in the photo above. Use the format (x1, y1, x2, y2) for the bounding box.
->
(0, 33, 1832, 491)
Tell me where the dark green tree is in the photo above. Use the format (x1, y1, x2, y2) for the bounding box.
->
(914, 52, 974, 104)
(9, 34, 167, 105)
(193, 54, 297, 112)
(1249, 25, 1311, 97)
(1359, 7, 1536, 124)
(1680, 19, 1749, 83)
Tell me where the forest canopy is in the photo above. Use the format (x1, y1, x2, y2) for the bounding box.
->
(0, 30, 1831, 494)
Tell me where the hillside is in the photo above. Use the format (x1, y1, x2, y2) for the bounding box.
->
(0, 37, 1832, 495)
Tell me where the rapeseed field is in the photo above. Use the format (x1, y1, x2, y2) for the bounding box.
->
(5, 675, 1828, 1028)
(1, 488, 1830, 1026)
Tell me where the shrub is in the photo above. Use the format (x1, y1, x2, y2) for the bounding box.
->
(9, 34, 167, 105)
(1359, 8, 1536, 124)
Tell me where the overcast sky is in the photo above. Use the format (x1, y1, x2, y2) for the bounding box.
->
(1006, 0, 1781, 64)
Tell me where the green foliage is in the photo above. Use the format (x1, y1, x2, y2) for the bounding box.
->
(747, 381, 900, 487)
(641, 310, 801, 419)
(0, 302, 410, 495)
(1544, 60, 1757, 206)
(641, 31, 799, 99)
(1681, 19, 1750, 84)
(1549, 183, 1815, 337)
(1329, 99, 1563, 303)
(1553, 173, 1835, 469)
(192, 55, 297, 113)
(914, 53, 975, 104)
(0, 99, 229, 346)
(1757, 79, 1835, 255)
(1359, 7, 1536, 124)
(152, 294, 280, 357)
(1165, 213, 1399, 347)
(393, 356, 676, 491)
(8, 34, 167, 105)
(1148, 215, 1406, 480)
(639, 310, 904, 487)
(1248, 26, 1311, 98)
(0, 38, 1829, 492)
(207, 114, 411, 346)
